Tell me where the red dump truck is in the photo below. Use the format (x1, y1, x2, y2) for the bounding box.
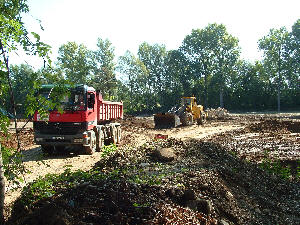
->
(33, 84, 123, 155)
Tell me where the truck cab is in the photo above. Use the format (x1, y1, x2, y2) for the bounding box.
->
(33, 84, 123, 155)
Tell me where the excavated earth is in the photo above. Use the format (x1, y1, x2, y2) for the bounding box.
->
(2, 113, 300, 224)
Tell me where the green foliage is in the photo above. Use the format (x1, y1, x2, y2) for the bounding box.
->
(20, 168, 123, 207)
(101, 143, 117, 158)
(91, 38, 117, 99)
(57, 42, 92, 84)
(181, 23, 240, 108)
(0, 110, 9, 133)
(1, 144, 25, 184)
(115, 19, 299, 113)
(258, 27, 292, 111)
(259, 150, 293, 180)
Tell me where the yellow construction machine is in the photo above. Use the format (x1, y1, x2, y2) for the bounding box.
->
(154, 97, 206, 128)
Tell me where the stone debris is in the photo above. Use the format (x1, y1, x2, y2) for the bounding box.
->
(206, 107, 229, 119)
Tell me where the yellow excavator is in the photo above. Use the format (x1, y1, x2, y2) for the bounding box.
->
(154, 97, 206, 128)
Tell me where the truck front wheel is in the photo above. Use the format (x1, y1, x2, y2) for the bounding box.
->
(96, 129, 104, 152)
(41, 145, 54, 155)
(181, 112, 193, 126)
(84, 132, 96, 155)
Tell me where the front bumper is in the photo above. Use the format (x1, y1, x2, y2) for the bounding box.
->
(34, 133, 84, 146)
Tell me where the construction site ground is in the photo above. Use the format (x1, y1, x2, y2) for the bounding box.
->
(1, 112, 300, 224)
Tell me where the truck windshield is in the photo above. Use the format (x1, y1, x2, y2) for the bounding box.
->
(62, 91, 86, 111)
(39, 90, 86, 111)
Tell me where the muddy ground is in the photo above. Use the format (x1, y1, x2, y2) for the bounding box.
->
(1, 113, 300, 224)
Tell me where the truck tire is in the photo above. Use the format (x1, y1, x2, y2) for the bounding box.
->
(116, 126, 122, 144)
(110, 126, 117, 144)
(96, 129, 104, 152)
(84, 131, 96, 155)
(197, 112, 206, 125)
(181, 112, 193, 126)
(41, 145, 54, 155)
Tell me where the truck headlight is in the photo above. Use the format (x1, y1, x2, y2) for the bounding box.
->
(73, 138, 83, 143)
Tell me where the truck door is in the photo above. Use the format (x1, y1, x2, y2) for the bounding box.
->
(87, 92, 97, 128)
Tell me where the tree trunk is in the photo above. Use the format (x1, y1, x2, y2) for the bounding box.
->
(219, 88, 224, 108)
(277, 50, 281, 113)
(0, 144, 5, 225)
(277, 86, 281, 113)
(204, 74, 208, 108)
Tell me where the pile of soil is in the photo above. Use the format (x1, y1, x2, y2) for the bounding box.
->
(206, 120, 300, 164)
(3, 116, 300, 224)
(248, 119, 300, 133)
(0, 129, 34, 150)
(8, 132, 300, 225)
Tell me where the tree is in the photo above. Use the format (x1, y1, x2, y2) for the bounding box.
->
(118, 50, 149, 113)
(231, 60, 271, 110)
(137, 43, 168, 111)
(164, 50, 190, 107)
(181, 27, 215, 107)
(9, 64, 38, 115)
(181, 24, 240, 108)
(57, 42, 92, 84)
(91, 38, 117, 99)
(210, 24, 240, 108)
(0, 0, 53, 222)
(289, 19, 300, 107)
(290, 19, 300, 78)
(259, 27, 290, 112)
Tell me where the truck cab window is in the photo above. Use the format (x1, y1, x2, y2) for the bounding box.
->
(87, 93, 95, 109)
(74, 94, 85, 110)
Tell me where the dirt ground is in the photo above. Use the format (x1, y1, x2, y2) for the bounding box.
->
(3, 116, 243, 209)
(2, 113, 300, 224)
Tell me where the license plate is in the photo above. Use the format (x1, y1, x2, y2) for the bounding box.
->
(52, 136, 64, 140)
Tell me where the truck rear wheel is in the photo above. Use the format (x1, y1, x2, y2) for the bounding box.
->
(110, 126, 117, 144)
(116, 126, 122, 144)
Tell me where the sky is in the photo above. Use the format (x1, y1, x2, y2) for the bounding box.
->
(10, 0, 300, 70)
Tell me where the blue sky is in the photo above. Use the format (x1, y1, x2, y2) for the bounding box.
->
(11, 0, 300, 69)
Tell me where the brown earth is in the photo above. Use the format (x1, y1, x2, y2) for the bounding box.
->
(2, 113, 300, 224)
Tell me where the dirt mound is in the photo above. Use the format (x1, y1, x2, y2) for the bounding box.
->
(9, 178, 216, 225)
(248, 119, 300, 133)
(122, 115, 154, 130)
(8, 137, 300, 225)
(0, 129, 34, 150)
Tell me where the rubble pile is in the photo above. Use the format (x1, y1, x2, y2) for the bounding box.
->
(206, 108, 229, 120)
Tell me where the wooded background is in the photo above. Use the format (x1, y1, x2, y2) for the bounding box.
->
(1, 20, 299, 115)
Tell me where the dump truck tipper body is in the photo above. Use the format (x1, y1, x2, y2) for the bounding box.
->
(33, 84, 123, 154)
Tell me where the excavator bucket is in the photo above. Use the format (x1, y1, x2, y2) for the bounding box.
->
(154, 113, 181, 128)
